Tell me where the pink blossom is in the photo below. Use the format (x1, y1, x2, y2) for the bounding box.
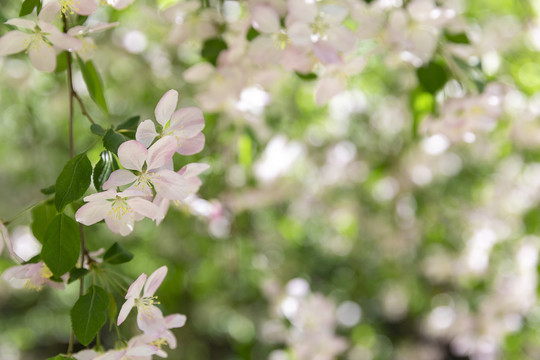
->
(136, 90, 206, 155)
(55, 0, 98, 16)
(103, 137, 190, 201)
(2, 262, 66, 290)
(0, 2, 82, 72)
(75, 189, 162, 236)
(67, 22, 118, 61)
(94, 335, 158, 360)
(136, 309, 187, 357)
(117, 266, 168, 327)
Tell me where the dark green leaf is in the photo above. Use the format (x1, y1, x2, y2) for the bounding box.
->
(444, 31, 470, 44)
(20, 0, 40, 16)
(416, 61, 448, 94)
(42, 214, 80, 277)
(104, 242, 134, 265)
(93, 150, 119, 192)
(201, 38, 228, 66)
(90, 124, 107, 136)
(69, 268, 89, 284)
(76, 15, 88, 26)
(77, 58, 108, 114)
(31, 202, 57, 243)
(116, 115, 140, 132)
(40, 184, 56, 195)
(246, 27, 260, 41)
(24, 254, 41, 264)
(71, 286, 109, 346)
(103, 129, 129, 155)
(55, 154, 92, 212)
(295, 72, 318, 81)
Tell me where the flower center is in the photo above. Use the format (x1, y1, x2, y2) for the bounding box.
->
(109, 196, 133, 220)
(59, 0, 81, 14)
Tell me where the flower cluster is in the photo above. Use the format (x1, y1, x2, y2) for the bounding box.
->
(76, 89, 207, 236)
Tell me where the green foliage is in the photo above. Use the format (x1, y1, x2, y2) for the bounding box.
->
(55, 154, 92, 212)
(46, 356, 75, 360)
(116, 115, 141, 139)
(444, 31, 471, 44)
(90, 124, 107, 136)
(104, 242, 134, 264)
(295, 72, 318, 81)
(93, 150, 119, 192)
(246, 27, 260, 41)
(201, 38, 228, 66)
(416, 61, 449, 94)
(19, 0, 40, 16)
(70, 286, 110, 346)
(68, 268, 90, 284)
(42, 214, 81, 277)
(77, 58, 108, 114)
(103, 128, 129, 155)
(31, 201, 57, 243)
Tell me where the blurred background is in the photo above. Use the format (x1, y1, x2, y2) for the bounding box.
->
(2, 0, 540, 359)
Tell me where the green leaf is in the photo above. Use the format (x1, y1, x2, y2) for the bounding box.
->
(46, 356, 75, 360)
(31, 202, 57, 243)
(71, 286, 110, 346)
(19, 0, 40, 16)
(416, 61, 448, 94)
(40, 185, 56, 195)
(108, 293, 117, 331)
(246, 27, 260, 41)
(104, 242, 134, 265)
(42, 214, 81, 277)
(444, 31, 470, 44)
(77, 58, 108, 114)
(24, 254, 41, 264)
(55, 154, 92, 212)
(103, 128, 129, 155)
(93, 150, 119, 192)
(90, 124, 107, 136)
(116, 115, 140, 132)
(410, 88, 435, 138)
(201, 38, 228, 66)
(69, 268, 89, 284)
(295, 72, 318, 81)
(55, 52, 67, 73)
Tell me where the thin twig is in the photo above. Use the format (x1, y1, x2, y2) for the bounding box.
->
(73, 91, 95, 124)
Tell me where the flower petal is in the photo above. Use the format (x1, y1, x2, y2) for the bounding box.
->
(47, 31, 83, 51)
(83, 189, 117, 202)
(143, 266, 167, 298)
(126, 197, 162, 221)
(315, 75, 346, 105)
(103, 169, 138, 189)
(165, 313, 187, 328)
(117, 296, 136, 325)
(178, 163, 210, 178)
(146, 136, 177, 170)
(252, 5, 280, 34)
(0, 31, 31, 56)
(135, 119, 159, 148)
(75, 200, 110, 226)
(0, 222, 13, 258)
(38, 2, 60, 22)
(74, 0, 98, 15)
(105, 212, 135, 236)
(107, 0, 135, 10)
(126, 345, 158, 356)
(28, 39, 56, 72)
(155, 89, 178, 126)
(170, 107, 205, 137)
(152, 169, 191, 201)
(118, 140, 148, 171)
(5, 18, 35, 29)
(127, 273, 147, 298)
(177, 132, 205, 156)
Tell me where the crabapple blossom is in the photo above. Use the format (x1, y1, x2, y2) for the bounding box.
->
(136, 310, 187, 357)
(2, 262, 66, 290)
(0, 2, 82, 72)
(93, 335, 158, 360)
(75, 189, 163, 236)
(103, 136, 190, 201)
(117, 266, 168, 327)
(136, 90, 206, 155)
(104, 0, 136, 10)
(67, 22, 118, 61)
(73, 349, 100, 360)
(55, 0, 98, 16)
